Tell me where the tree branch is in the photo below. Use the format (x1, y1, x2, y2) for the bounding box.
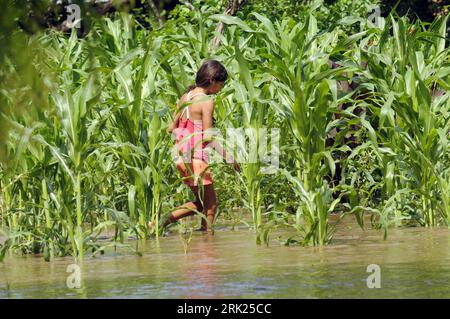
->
(149, 0, 164, 27)
(180, 0, 195, 11)
(210, 0, 247, 51)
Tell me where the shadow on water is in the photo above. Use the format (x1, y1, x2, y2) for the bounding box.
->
(1, 216, 450, 298)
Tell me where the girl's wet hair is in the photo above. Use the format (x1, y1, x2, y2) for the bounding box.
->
(186, 60, 228, 92)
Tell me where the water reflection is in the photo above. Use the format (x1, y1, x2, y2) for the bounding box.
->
(181, 232, 224, 298)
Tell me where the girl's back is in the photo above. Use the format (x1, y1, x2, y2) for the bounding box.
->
(178, 91, 210, 122)
(175, 90, 212, 162)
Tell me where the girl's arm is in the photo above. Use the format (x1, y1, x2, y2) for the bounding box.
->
(167, 110, 179, 134)
(202, 100, 240, 171)
(201, 99, 214, 131)
(167, 97, 185, 134)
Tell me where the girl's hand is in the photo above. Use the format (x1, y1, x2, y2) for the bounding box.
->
(168, 110, 180, 134)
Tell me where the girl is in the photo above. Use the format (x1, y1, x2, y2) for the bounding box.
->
(151, 60, 240, 233)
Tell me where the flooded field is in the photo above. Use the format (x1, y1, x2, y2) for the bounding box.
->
(1, 218, 450, 298)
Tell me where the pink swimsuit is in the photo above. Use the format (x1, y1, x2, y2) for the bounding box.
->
(174, 91, 213, 186)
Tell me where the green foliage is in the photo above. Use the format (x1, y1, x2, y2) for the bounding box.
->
(0, 1, 449, 261)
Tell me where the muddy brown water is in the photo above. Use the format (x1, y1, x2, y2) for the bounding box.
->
(1, 216, 450, 298)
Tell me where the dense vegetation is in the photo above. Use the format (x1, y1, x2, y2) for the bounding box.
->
(0, 0, 449, 261)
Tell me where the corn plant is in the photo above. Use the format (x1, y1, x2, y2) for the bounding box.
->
(359, 14, 450, 226)
(218, 9, 362, 244)
(0, 4, 449, 261)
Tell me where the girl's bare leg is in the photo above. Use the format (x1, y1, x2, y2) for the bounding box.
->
(150, 185, 216, 232)
(162, 186, 203, 228)
(200, 184, 217, 231)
